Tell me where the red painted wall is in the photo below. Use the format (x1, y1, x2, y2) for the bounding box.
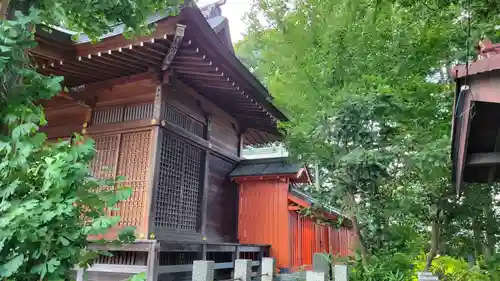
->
(237, 179, 290, 269)
(289, 211, 354, 271)
(236, 178, 355, 271)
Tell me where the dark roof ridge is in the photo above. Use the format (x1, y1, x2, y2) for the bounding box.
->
(240, 156, 293, 165)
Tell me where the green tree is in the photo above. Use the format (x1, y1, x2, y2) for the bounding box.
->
(0, 0, 182, 279)
(236, 0, 500, 274)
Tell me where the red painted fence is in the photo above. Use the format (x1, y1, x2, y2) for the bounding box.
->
(289, 211, 354, 271)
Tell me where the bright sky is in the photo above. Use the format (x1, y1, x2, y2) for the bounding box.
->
(198, 0, 250, 43)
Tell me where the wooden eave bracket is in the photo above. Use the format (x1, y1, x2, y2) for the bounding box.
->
(161, 24, 187, 71)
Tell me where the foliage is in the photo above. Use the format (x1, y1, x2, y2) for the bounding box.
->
(237, 0, 500, 278)
(0, 0, 182, 279)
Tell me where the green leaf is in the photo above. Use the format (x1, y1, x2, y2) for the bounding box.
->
(11, 123, 38, 140)
(47, 258, 60, 273)
(128, 272, 147, 281)
(0, 254, 24, 277)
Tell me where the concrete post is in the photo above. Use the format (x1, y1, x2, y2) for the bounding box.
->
(234, 259, 252, 281)
(313, 253, 330, 278)
(306, 271, 325, 281)
(192, 260, 215, 281)
(261, 258, 275, 281)
(417, 272, 439, 281)
(334, 265, 349, 281)
(75, 268, 84, 281)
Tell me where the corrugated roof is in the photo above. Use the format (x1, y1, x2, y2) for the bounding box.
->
(452, 39, 500, 79)
(229, 157, 302, 177)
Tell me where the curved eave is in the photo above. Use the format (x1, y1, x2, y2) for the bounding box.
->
(184, 7, 288, 123)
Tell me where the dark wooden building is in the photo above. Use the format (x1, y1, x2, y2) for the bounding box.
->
(451, 39, 500, 190)
(35, 2, 286, 280)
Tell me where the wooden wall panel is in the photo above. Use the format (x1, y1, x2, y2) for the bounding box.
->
(94, 79, 156, 108)
(90, 130, 152, 238)
(168, 78, 241, 157)
(210, 114, 239, 156)
(115, 130, 151, 235)
(206, 154, 238, 242)
(91, 135, 120, 179)
(42, 99, 87, 139)
(168, 86, 206, 123)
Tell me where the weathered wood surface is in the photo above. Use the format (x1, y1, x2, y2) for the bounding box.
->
(206, 154, 238, 242)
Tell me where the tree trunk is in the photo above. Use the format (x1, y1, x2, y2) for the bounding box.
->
(351, 214, 370, 268)
(346, 192, 370, 269)
(472, 217, 483, 260)
(483, 198, 496, 261)
(0, 0, 10, 20)
(424, 207, 440, 271)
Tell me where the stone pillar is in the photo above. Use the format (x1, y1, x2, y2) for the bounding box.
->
(261, 258, 275, 281)
(313, 253, 330, 278)
(234, 259, 252, 281)
(306, 271, 325, 281)
(192, 260, 215, 281)
(334, 265, 349, 281)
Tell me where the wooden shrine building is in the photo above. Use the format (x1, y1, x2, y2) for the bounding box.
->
(451, 39, 500, 190)
(32, 1, 352, 279)
(231, 157, 355, 272)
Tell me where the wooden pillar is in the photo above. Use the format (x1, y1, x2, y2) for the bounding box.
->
(200, 114, 212, 259)
(146, 82, 167, 237)
(79, 98, 95, 141)
(146, 241, 160, 281)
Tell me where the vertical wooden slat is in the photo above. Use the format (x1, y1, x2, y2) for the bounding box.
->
(200, 115, 212, 241)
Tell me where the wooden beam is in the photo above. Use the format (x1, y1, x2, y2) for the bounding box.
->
(171, 65, 219, 74)
(67, 71, 158, 97)
(85, 119, 154, 135)
(466, 152, 500, 166)
(75, 20, 178, 57)
(171, 60, 214, 67)
(30, 45, 71, 61)
(487, 128, 500, 183)
(161, 24, 187, 71)
(88, 240, 153, 252)
(80, 53, 143, 74)
(85, 264, 147, 274)
(238, 246, 262, 253)
(175, 69, 224, 77)
(159, 243, 201, 252)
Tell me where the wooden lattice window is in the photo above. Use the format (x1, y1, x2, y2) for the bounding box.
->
(155, 133, 204, 231)
(90, 131, 151, 235)
(92, 103, 153, 125)
(164, 103, 205, 138)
